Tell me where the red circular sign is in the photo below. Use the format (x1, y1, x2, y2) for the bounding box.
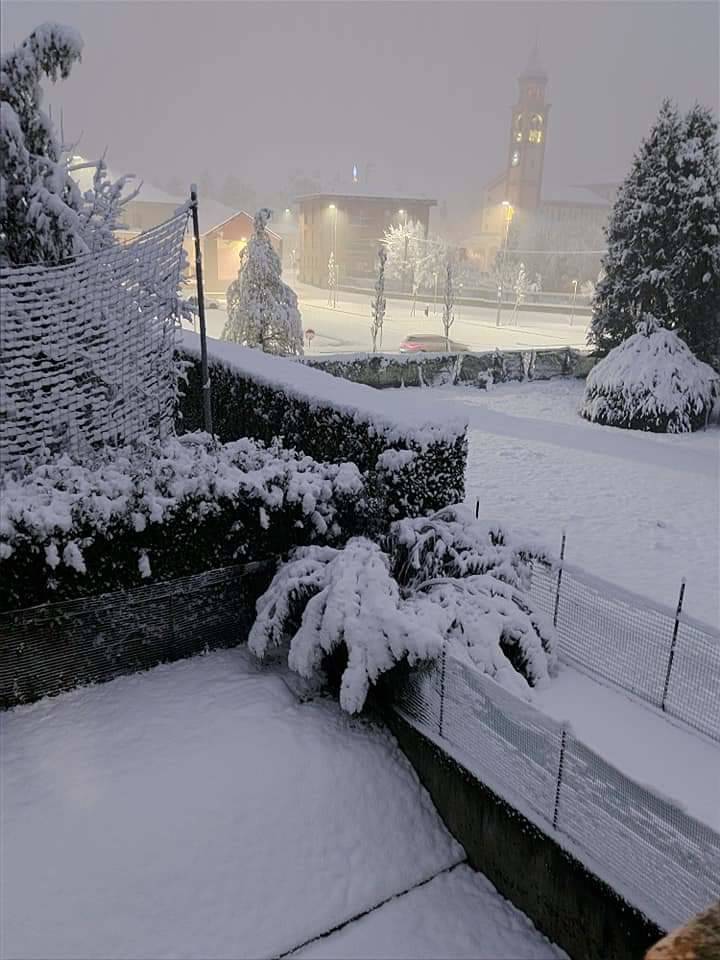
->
(305, 328, 316, 342)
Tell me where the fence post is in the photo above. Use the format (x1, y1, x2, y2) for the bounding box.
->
(438, 642, 447, 738)
(552, 728, 567, 829)
(553, 531, 566, 628)
(190, 185, 213, 437)
(661, 578, 686, 712)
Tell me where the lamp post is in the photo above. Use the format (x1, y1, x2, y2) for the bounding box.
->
(570, 279, 578, 326)
(495, 201, 514, 328)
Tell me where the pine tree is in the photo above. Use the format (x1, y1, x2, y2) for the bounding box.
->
(223, 208, 303, 356)
(589, 99, 683, 354)
(370, 246, 387, 353)
(0, 23, 85, 265)
(669, 105, 720, 367)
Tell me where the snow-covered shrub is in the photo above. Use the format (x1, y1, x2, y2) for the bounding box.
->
(223, 208, 303, 356)
(178, 340, 467, 523)
(249, 507, 557, 713)
(581, 325, 719, 433)
(0, 434, 366, 610)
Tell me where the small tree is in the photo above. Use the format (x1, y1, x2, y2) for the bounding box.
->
(512, 262, 528, 324)
(327, 251, 337, 308)
(442, 255, 455, 350)
(370, 246, 387, 353)
(223, 208, 303, 356)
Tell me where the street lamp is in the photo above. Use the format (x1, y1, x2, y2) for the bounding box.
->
(495, 201, 514, 328)
(570, 279, 578, 326)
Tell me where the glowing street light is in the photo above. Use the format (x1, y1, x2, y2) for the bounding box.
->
(495, 201, 514, 327)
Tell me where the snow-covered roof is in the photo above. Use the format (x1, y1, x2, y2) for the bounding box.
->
(296, 191, 437, 206)
(68, 157, 186, 206)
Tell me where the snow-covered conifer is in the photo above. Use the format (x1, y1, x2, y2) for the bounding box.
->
(668, 105, 720, 367)
(442, 255, 455, 348)
(223, 208, 303, 356)
(0, 23, 85, 264)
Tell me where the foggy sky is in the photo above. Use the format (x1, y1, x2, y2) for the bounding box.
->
(3, 1, 718, 226)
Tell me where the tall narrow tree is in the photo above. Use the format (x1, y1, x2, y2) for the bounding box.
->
(370, 246, 387, 353)
(442, 256, 455, 350)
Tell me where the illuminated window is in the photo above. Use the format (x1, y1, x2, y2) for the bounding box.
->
(511, 150, 520, 166)
(515, 130, 523, 142)
(528, 114, 544, 144)
(528, 130, 543, 144)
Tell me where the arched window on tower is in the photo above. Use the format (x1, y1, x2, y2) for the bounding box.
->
(514, 114, 523, 142)
(511, 150, 520, 167)
(528, 113, 544, 144)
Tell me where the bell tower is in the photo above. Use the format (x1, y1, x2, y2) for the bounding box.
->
(505, 45, 549, 211)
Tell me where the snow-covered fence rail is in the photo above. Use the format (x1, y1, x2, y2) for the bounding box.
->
(0, 209, 190, 472)
(392, 651, 720, 933)
(529, 560, 720, 742)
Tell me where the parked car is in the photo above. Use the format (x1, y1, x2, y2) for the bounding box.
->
(399, 334, 470, 353)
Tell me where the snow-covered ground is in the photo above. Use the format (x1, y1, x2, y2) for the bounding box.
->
(429, 378, 718, 626)
(185, 281, 590, 354)
(1, 648, 563, 960)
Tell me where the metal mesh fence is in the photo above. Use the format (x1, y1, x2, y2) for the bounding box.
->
(393, 650, 720, 932)
(530, 560, 720, 741)
(0, 209, 190, 472)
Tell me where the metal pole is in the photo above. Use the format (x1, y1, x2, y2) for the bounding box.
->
(190, 185, 213, 436)
(553, 531, 566, 628)
(552, 728, 567, 829)
(661, 578, 686, 712)
(570, 280, 578, 327)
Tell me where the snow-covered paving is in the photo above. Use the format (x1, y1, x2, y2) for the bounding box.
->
(430, 378, 718, 625)
(1, 648, 562, 960)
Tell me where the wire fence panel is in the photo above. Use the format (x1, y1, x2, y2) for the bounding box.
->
(529, 560, 720, 741)
(0, 209, 190, 472)
(558, 736, 720, 931)
(392, 652, 720, 933)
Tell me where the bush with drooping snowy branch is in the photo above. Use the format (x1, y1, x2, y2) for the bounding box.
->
(581, 320, 719, 433)
(223, 208, 303, 356)
(0, 23, 135, 265)
(0, 433, 366, 610)
(248, 505, 557, 713)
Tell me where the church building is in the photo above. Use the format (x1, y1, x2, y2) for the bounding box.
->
(467, 49, 617, 284)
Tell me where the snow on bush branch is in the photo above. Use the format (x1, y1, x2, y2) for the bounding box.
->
(0, 434, 365, 609)
(249, 505, 558, 712)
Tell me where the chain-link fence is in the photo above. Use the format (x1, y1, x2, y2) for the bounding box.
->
(393, 650, 720, 933)
(529, 560, 720, 742)
(0, 208, 190, 472)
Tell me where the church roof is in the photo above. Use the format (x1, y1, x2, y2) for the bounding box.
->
(520, 42, 547, 81)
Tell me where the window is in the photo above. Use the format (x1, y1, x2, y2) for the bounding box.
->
(528, 114, 544, 144)
(511, 150, 520, 166)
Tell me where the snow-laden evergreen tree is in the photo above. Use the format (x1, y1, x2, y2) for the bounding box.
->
(370, 246, 387, 353)
(589, 100, 683, 355)
(223, 208, 303, 356)
(0, 24, 135, 265)
(668, 105, 720, 368)
(512, 262, 528, 323)
(327, 251, 337, 308)
(442, 255, 455, 349)
(0, 23, 85, 265)
(589, 100, 720, 367)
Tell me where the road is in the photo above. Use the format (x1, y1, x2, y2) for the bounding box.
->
(186, 280, 591, 354)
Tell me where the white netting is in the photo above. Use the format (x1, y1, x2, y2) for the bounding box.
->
(393, 650, 720, 932)
(0, 208, 190, 472)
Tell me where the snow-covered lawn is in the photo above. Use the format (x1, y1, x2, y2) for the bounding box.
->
(1, 649, 563, 960)
(429, 378, 718, 626)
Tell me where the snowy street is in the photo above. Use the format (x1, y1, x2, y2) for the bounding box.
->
(186, 281, 591, 355)
(1, 648, 563, 960)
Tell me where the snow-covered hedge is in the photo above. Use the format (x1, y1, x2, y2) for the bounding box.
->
(178, 331, 468, 520)
(249, 505, 558, 713)
(0, 434, 366, 611)
(581, 326, 719, 433)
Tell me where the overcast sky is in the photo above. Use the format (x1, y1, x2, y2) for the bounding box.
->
(3, 1, 718, 221)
